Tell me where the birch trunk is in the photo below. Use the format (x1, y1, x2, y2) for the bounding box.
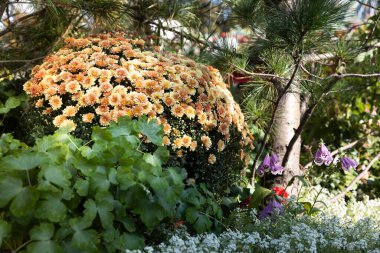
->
(272, 86, 303, 193)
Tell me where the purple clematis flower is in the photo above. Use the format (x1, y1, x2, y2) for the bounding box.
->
(314, 143, 333, 166)
(340, 157, 358, 171)
(257, 154, 271, 177)
(259, 200, 284, 219)
(270, 153, 284, 175)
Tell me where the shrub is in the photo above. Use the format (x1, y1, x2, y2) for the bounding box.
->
(23, 33, 254, 191)
(0, 117, 225, 252)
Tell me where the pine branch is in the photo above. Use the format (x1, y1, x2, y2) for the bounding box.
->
(327, 151, 380, 205)
(0, 9, 45, 37)
(0, 0, 8, 20)
(249, 57, 302, 184)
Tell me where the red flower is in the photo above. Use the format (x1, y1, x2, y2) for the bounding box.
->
(272, 187, 289, 198)
(240, 196, 252, 208)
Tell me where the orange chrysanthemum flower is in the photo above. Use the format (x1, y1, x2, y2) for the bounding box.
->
(173, 138, 183, 150)
(163, 136, 171, 146)
(208, 154, 216, 164)
(65, 80, 81, 94)
(53, 115, 67, 127)
(62, 106, 78, 117)
(189, 141, 197, 152)
(217, 140, 225, 152)
(82, 113, 95, 123)
(49, 95, 62, 110)
(171, 104, 184, 118)
(201, 135, 212, 150)
(182, 135, 192, 148)
(35, 98, 44, 108)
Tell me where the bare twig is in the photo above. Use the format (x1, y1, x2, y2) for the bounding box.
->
(300, 65, 323, 80)
(250, 58, 302, 184)
(324, 72, 380, 79)
(235, 66, 288, 80)
(364, 13, 380, 45)
(355, 0, 379, 10)
(0, 56, 46, 63)
(327, 151, 380, 204)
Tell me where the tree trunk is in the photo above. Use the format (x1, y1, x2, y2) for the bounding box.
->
(272, 86, 303, 193)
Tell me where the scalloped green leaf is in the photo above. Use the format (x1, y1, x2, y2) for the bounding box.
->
(185, 207, 212, 233)
(10, 187, 39, 217)
(0, 152, 48, 171)
(0, 176, 23, 207)
(0, 220, 10, 248)
(27, 240, 63, 253)
(30, 223, 54, 241)
(138, 118, 163, 146)
(35, 198, 67, 223)
(43, 165, 72, 189)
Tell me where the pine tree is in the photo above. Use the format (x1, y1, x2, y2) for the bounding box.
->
(205, 0, 380, 189)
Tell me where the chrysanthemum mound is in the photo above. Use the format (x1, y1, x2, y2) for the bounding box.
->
(23, 34, 254, 191)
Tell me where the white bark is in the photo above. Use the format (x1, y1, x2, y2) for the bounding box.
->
(272, 87, 302, 192)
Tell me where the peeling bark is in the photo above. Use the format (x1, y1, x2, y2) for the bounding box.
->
(272, 85, 302, 193)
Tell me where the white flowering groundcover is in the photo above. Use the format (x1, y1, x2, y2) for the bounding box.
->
(127, 187, 380, 253)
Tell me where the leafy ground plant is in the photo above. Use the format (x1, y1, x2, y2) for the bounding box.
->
(127, 190, 380, 253)
(0, 117, 222, 252)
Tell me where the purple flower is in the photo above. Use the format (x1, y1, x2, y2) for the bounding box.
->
(259, 200, 284, 219)
(340, 157, 358, 171)
(257, 154, 271, 177)
(270, 153, 284, 175)
(314, 143, 333, 166)
(257, 153, 284, 176)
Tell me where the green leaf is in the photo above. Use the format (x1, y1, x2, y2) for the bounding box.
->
(153, 147, 169, 164)
(166, 167, 187, 185)
(0, 152, 48, 171)
(108, 117, 132, 137)
(138, 118, 163, 146)
(74, 178, 90, 196)
(301, 202, 313, 213)
(0, 220, 10, 248)
(185, 207, 212, 233)
(248, 184, 272, 208)
(95, 200, 114, 230)
(143, 153, 162, 168)
(30, 223, 54, 241)
(43, 165, 72, 189)
(91, 126, 112, 142)
(90, 167, 110, 192)
(35, 198, 67, 222)
(71, 229, 99, 251)
(27, 241, 63, 253)
(124, 233, 145, 250)
(118, 215, 136, 232)
(181, 187, 205, 208)
(0, 96, 22, 114)
(0, 176, 24, 207)
(10, 187, 39, 217)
